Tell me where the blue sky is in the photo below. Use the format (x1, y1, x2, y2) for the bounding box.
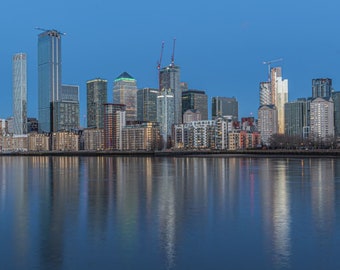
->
(0, 0, 339, 123)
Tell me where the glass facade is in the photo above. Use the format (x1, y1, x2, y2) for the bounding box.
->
(87, 78, 107, 129)
(157, 89, 174, 145)
(38, 30, 62, 132)
(284, 99, 307, 137)
(12, 53, 27, 135)
(113, 72, 137, 122)
(312, 78, 332, 99)
(182, 90, 208, 120)
(104, 103, 126, 150)
(159, 65, 181, 124)
(137, 88, 159, 122)
(211, 96, 238, 121)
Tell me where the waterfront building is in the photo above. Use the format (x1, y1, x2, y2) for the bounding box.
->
(228, 130, 261, 150)
(28, 132, 50, 151)
(284, 99, 308, 138)
(27, 118, 38, 133)
(53, 85, 79, 131)
(332, 91, 340, 138)
(122, 122, 161, 151)
(241, 117, 256, 132)
(113, 72, 137, 122)
(83, 128, 104, 151)
(104, 103, 126, 150)
(259, 82, 271, 106)
(310, 97, 334, 140)
(312, 78, 332, 99)
(157, 88, 174, 147)
(211, 96, 238, 121)
(0, 119, 8, 135)
(87, 78, 108, 129)
(7, 117, 14, 134)
(1, 135, 28, 152)
(183, 109, 202, 123)
(51, 131, 79, 151)
(214, 116, 231, 150)
(137, 88, 159, 122)
(182, 90, 208, 120)
(159, 64, 182, 124)
(12, 53, 27, 135)
(258, 104, 278, 146)
(271, 67, 288, 134)
(38, 29, 63, 133)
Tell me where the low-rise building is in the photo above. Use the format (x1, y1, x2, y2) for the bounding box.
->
(52, 131, 79, 151)
(28, 133, 50, 151)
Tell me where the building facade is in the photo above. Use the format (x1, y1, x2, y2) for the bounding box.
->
(157, 89, 174, 146)
(312, 78, 332, 99)
(38, 29, 63, 133)
(12, 53, 27, 135)
(182, 90, 208, 120)
(258, 104, 278, 146)
(104, 103, 126, 150)
(310, 97, 334, 140)
(137, 88, 159, 122)
(159, 64, 182, 124)
(82, 128, 104, 150)
(259, 82, 271, 106)
(211, 96, 238, 121)
(183, 109, 202, 123)
(284, 99, 308, 138)
(113, 72, 137, 122)
(51, 131, 79, 151)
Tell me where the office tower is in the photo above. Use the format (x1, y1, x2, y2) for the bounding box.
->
(284, 99, 308, 137)
(211, 97, 238, 121)
(12, 53, 27, 135)
(332, 92, 340, 137)
(182, 90, 208, 120)
(137, 88, 159, 122)
(312, 78, 332, 98)
(271, 67, 288, 134)
(113, 72, 137, 122)
(310, 97, 334, 139)
(259, 82, 271, 106)
(87, 78, 107, 128)
(258, 104, 278, 146)
(159, 64, 181, 124)
(52, 85, 80, 131)
(157, 89, 174, 146)
(38, 29, 63, 133)
(104, 103, 126, 150)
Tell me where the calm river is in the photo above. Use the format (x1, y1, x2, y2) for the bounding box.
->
(1, 156, 340, 269)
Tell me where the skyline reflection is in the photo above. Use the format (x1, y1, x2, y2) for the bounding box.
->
(0, 156, 340, 269)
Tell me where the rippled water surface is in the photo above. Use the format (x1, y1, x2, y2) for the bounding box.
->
(1, 156, 340, 269)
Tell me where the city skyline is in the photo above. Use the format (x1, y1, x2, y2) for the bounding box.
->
(1, 0, 340, 121)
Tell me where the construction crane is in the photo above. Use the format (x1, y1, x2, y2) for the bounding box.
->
(157, 41, 165, 70)
(171, 38, 176, 66)
(262, 58, 283, 80)
(34, 27, 66, 36)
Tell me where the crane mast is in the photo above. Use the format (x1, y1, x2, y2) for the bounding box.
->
(262, 58, 283, 81)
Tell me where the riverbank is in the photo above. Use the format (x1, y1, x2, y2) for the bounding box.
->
(2, 149, 340, 157)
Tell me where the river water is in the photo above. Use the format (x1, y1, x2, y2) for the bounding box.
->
(0, 156, 340, 270)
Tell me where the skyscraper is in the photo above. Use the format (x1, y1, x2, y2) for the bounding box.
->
(12, 53, 27, 135)
(157, 88, 174, 146)
(87, 78, 108, 128)
(211, 96, 238, 121)
(104, 103, 126, 150)
(52, 85, 79, 131)
(159, 64, 181, 124)
(113, 72, 137, 122)
(312, 78, 332, 98)
(258, 104, 278, 146)
(310, 97, 334, 139)
(182, 90, 208, 120)
(137, 88, 159, 122)
(271, 67, 288, 134)
(284, 99, 308, 138)
(38, 29, 63, 133)
(259, 82, 271, 106)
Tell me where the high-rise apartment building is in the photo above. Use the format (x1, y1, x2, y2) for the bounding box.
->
(211, 97, 238, 121)
(38, 29, 63, 133)
(284, 99, 308, 138)
(312, 78, 332, 98)
(104, 103, 126, 150)
(157, 89, 174, 146)
(182, 90, 208, 120)
(258, 104, 278, 146)
(259, 82, 271, 106)
(137, 88, 159, 122)
(87, 78, 107, 128)
(310, 97, 334, 139)
(113, 72, 137, 122)
(159, 64, 181, 124)
(12, 53, 27, 135)
(52, 85, 79, 131)
(271, 67, 288, 134)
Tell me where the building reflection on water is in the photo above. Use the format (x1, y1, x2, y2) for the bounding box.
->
(0, 156, 340, 269)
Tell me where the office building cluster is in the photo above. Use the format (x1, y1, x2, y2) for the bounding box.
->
(2, 29, 339, 152)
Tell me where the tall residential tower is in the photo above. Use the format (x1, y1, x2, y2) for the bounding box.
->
(87, 78, 108, 128)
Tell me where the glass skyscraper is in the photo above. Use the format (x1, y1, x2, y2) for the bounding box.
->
(12, 53, 27, 135)
(87, 78, 108, 128)
(137, 88, 159, 122)
(182, 90, 208, 120)
(212, 96, 238, 121)
(38, 29, 63, 132)
(157, 89, 174, 147)
(312, 78, 332, 98)
(113, 72, 137, 122)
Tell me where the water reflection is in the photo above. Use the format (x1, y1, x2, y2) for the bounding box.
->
(0, 156, 339, 269)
